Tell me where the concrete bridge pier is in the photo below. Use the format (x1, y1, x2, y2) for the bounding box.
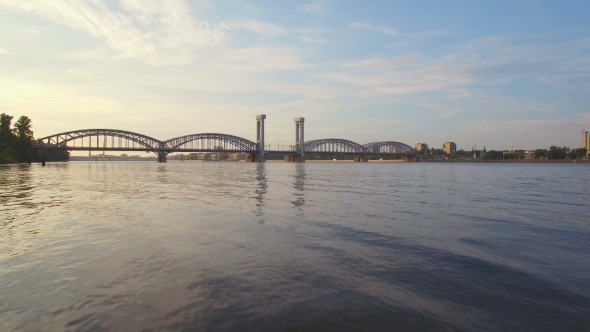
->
(284, 155, 303, 162)
(157, 152, 167, 163)
(245, 153, 263, 162)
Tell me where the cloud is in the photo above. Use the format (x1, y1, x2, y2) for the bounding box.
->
(0, 79, 124, 115)
(299, 35, 328, 44)
(67, 69, 90, 77)
(234, 3, 262, 13)
(327, 36, 590, 97)
(0, 48, 10, 55)
(349, 22, 399, 36)
(333, 55, 471, 95)
(301, 0, 333, 16)
(60, 48, 111, 61)
(219, 19, 285, 37)
(209, 47, 305, 73)
(0, 0, 226, 66)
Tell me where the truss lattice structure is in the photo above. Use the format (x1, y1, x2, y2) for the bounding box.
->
(304, 139, 367, 154)
(36, 129, 163, 152)
(363, 141, 415, 154)
(35, 129, 416, 156)
(163, 133, 257, 152)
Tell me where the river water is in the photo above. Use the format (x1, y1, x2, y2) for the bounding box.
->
(1, 162, 589, 331)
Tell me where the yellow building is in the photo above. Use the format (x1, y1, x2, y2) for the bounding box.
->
(443, 142, 457, 155)
(415, 143, 428, 154)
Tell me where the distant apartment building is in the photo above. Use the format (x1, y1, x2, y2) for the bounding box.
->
(525, 150, 536, 159)
(415, 143, 428, 154)
(389, 146, 401, 153)
(443, 142, 457, 155)
(583, 131, 590, 158)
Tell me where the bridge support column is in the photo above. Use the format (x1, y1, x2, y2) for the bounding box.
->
(284, 155, 303, 162)
(157, 152, 167, 163)
(295, 117, 305, 162)
(245, 153, 260, 162)
(256, 115, 266, 162)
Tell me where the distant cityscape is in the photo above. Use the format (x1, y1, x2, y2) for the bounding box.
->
(68, 131, 590, 162)
(414, 131, 589, 160)
(416, 131, 590, 160)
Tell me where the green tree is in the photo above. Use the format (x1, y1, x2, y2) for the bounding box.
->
(0, 113, 14, 146)
(0, 113, 16, 162)
(567, 148, 588, 160)
(13, 116, 33, 139)
(483, 150, 504, 160)
(567, 150, 577, 160)
(547, 146, 567, 160)
(12, 116, 34, 162)
(534, 149, 547, 159)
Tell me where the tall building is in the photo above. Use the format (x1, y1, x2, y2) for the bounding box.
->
(583, 131, 590, 158)
(443, 142, 457, 155)
(415, 143, 428, 154)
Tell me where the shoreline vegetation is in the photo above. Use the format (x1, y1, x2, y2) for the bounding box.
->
(0, 113, 69, 164)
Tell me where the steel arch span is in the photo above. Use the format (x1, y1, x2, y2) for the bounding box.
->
(164, 133, 257, 152)
(36, 129, 163, 151)
(304, 139, 367, 154)
(364, 141, 415, 154)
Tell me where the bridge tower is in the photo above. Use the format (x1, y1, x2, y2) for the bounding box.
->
(295, 117, 305, 162)
(256, 114, 266, 162)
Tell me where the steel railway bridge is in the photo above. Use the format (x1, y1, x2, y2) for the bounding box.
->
(35, 115, 416, 162)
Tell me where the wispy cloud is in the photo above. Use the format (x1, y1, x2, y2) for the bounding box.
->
(209, 47, 305, 73)
(235, 2, 262, 13)
(328, 36, 590, 97)
(299, 35, 328, 44)
(67, 69, 90, 77)
(349, 22, 399, 36)
(301, 0, 334, 16)
(219, 19, 285, 37)
(0, 48, 10, 55)
(0, 79, 124, 115)
(0, 0, 226, 66)
(333, 55, 471, 95)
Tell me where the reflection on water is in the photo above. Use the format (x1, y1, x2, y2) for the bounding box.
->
(157, 165, 168, 184)
(254, 163, 267, 223)
(292, 163, 305, 212)
(1, 162, 590, 331)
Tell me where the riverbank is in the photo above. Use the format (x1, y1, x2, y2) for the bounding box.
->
(437, 159, 590, 164)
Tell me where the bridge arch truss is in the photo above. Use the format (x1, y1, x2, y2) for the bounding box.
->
(363, 141, 415, 154)
(163, 133, 257, 152)
(304, 139, 367, 154)
(36, 129, 163, 152)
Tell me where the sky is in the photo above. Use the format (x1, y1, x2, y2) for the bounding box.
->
(0, 0, 589, 150)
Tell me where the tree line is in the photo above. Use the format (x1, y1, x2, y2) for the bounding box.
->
(0, 113, 69, 163)
(484, 146, 587, 160)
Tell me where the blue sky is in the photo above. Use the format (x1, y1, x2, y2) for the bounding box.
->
(0, 0, 589, 150)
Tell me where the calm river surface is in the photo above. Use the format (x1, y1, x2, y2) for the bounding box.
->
(1, 162, 590, 331)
